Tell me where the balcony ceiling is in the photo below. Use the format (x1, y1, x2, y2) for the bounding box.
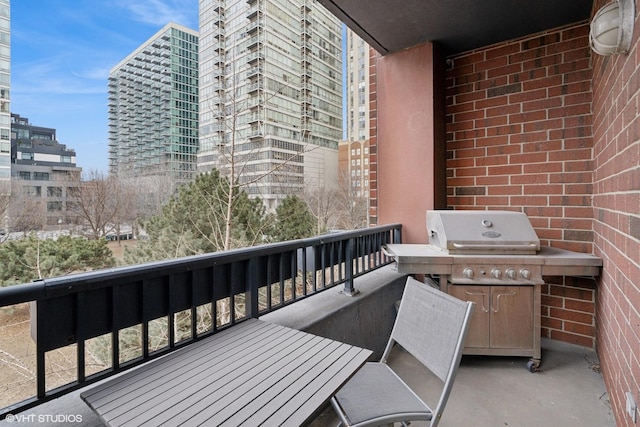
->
(318, 0, 594, 56)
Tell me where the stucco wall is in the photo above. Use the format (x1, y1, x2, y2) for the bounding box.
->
(373, 43, 446, 243)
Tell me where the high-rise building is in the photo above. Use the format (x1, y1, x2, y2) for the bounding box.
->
(10, 114, 82, 230)
(345, 28, 370, 144)
(0, 0, 10, 190)
(108, 23, 199, 187)
(339, 28, 370, 210)
(198, 0, 342, 210)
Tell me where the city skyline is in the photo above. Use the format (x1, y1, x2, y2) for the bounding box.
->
(10, 0, 199, 174)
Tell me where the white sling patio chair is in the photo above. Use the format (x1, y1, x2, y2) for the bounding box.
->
(330, 276, 475, 427)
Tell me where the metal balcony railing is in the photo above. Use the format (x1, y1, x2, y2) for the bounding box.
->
(0, 224, 401, 419)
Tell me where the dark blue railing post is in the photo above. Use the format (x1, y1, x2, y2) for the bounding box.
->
(394, 226, 402, 244)
(247, 257, 259, 318)
(341, 237, 359, 296)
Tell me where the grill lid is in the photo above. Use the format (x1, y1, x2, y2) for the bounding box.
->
(426, 210, 540, 255)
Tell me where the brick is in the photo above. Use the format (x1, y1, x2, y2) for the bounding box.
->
(486, 144, 521, 156)
(564, 229, 593, 242)
(486, 104, 521, 118)
(476, 76, 509, 90)
(486, 124, 522, 137)
(476, 175, 509, 186)
(541, 316, 563, 329)
(487, 63, 522, 79)
(522, 75, 563, 91)
(515, 67, 547, 82)
(488, 164, 522, 176)
(476, 116, 508, 128)
(508, 111, 547, 124)
(549, 284, 594, 301)
(448, 158, 476, 169)
(476, 135, 509, 146)
(509, 130, 549, 144)
(474, 56, 509, 72)
(455, 186, 486, 196)
(487, 83, 522, 97)
(488, 185, 522, 195)
(524, 184, 563, 195)
(512, 152, 549, 164)
(510, 173, 549, 185)
(486, 43, 521, 59)
(475, 196, 510, 205)
(550, 306, 594, 324)
(509, 195, 548, 204)
(522, 97, 562, 112)
(476, 155, 507, 166)
(562, 321, 596, 337)
(548, 195, 592, 206)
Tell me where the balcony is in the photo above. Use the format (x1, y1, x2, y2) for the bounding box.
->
(0, 224, 613, 426)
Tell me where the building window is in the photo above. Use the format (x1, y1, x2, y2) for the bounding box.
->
(20, 152, 33, 160)
(33, 172, 50, 181)
(60, 155, 72, 163)
(47, 186, 63, 197)
(47, 201, 62, 212)
(19, 171, 30, 180)
(23, 186, 41, 197)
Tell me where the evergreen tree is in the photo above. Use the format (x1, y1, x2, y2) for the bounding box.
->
(123, 170, 268, 264)
(272, 195, 315, 241)
(0, 235, 115, 286)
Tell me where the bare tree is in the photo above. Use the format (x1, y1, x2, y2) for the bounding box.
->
(6, 181, 47, 234)
(334, 169, 368, 230)
(303, 183, 340, 234)
(67, 170, 123, 240)
(0, 180, 9, 240)
(201, 54, 328, 249)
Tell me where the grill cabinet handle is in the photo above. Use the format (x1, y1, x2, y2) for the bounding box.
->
(492, 290, 517, 313)
(451, 243, 538, 251)
(464, 290, 489, 312)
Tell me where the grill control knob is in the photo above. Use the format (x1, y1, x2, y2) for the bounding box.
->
(520, 269, 531, 280)
(491, 268, 502, 279)
(506, 268, 517, 279)
(463, 268, 474, 279)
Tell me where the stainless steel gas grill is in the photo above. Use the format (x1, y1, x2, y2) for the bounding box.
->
(383, 210, 603, 372)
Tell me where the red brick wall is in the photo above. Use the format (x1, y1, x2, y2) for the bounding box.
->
(445, 24, 599, 348)
(590, 0, 640, 425)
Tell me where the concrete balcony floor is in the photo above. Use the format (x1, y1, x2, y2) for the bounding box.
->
(313, 338, 614, 427)
(0, 337, 613, 427)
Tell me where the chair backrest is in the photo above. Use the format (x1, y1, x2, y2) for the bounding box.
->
(384, 276, 474, 382)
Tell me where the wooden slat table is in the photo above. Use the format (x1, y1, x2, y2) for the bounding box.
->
(81, 318, 372, 426)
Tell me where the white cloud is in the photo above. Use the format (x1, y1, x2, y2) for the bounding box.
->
(115, 0, 197, 27)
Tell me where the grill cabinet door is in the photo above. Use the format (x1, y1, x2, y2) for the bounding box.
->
(489, 286, 534, 349)
(448, 285, 490, 348)
(448, 284, 534, 351)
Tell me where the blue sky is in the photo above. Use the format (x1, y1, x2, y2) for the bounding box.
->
(11, 0, 199, 173)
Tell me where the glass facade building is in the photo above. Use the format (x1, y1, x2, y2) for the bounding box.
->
(0, 0, 9, 187)
(345, 28, 369, 144)
(198, 0, 342, 210)
(341, 28, 370, 199)
(108, 23, 199, 187)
